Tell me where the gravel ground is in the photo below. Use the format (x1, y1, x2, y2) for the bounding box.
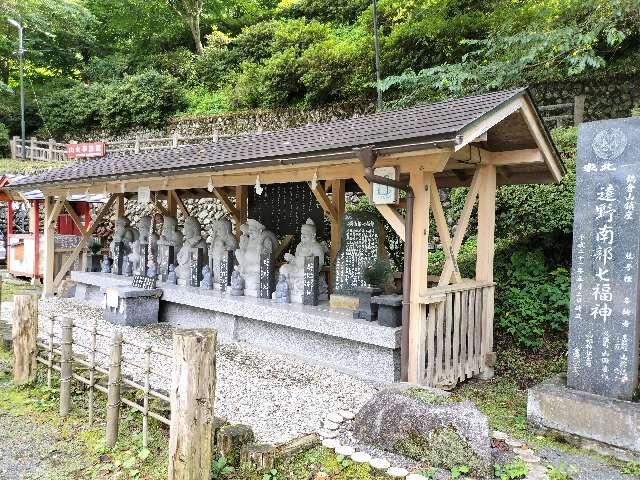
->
(6, 297, 378, 445)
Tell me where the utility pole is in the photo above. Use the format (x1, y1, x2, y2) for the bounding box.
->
(8, 19, 26, 159)
(372, 0, 382, 111)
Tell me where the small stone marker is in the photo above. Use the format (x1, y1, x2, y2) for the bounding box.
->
(158, 245, 175, 282)
(567, 118, 640, 400)
(258, 253, 274, 299)
(189, 248, 204, 288)
(219, 250, 234, 291)
(302, 256, 320, 306)
(112, 241, 124, 275)
(332, 212, 387, 296)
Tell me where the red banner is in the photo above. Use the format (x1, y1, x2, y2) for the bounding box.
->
(66, 142, 105, 159)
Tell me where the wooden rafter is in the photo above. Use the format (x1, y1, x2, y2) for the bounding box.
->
(52, 195, 118, 289)
(46, 198, 65, 228)
(152, 197, 169, 216)
(62, 200, 91, 243)
(352, 175, 405, 241)
(211, 187, 241, 223)
(307, 182, 338, 223)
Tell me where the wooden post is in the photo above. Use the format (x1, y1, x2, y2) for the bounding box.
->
(574, 94, 586, 125)
(48, 138, 55, 161)
(134, 135, 140, 154)
(218, 424, 255, 468)
(106, 331, 123, 447)
(30, 137, 36, 161)
(167, 190, 177, 217)
(234, 186, 248, 239)
(11, 136, 18, 160)
(32, 200, 40, 282)
(407, 168, 431, 384)
(42, 196, 56, 297)
(115, 193, 125, 220)
(476, 164, 496, 379)
(329, 179, 345, 261)
(47, 315, 55, 388)
(11, 294, 38, 385)
(172, 132, 179, 148)
(169, 329, 217, 480)
(59, 317, 73, 417)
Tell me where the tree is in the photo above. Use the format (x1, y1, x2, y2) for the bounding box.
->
(167, 0, 205, 53)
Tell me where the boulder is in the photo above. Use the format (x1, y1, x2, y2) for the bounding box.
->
(352, 386, 491, 475)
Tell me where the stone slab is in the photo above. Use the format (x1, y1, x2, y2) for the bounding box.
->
(527, 374, 640, 455)
(329, 294, 359, 310)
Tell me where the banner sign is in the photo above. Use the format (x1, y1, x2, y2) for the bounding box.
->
(66, 142, 105, 159)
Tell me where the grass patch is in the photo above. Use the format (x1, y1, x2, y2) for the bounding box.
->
(0, 157, 71, 175)
(406, 388, 453, 406)
(1, 275, 41, 301)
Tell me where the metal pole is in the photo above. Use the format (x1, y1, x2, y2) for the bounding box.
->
(18, 24, 26, 160)
(372, 0, 383, 111)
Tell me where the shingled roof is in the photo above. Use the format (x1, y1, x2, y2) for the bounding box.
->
(13, 88, 556, 189)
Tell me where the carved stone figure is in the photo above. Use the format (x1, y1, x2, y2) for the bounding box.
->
(200, 264, 213, 290)
(123, 257, 133, 276)
(110, 216, 136, 259)
(234, 219, 279, 297)
(147, 257, 158, 279)
(275, 274, 290, 304)
(129, 216, 158, 275)
(230, 267, 245, 296)
(209, 218, 238, 285)
(101, 255, 111, 273)
(157, 216, 183, 250)
(176, 216, 209, 284)
(280, 218, 326, 303)
(167, 264, 177, 285)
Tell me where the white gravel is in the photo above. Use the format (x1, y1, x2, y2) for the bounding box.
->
(6, 297, 378, 445)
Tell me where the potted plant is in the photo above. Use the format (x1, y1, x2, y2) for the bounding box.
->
(353, 257, 392, 321)
(85, 237, 103, 272)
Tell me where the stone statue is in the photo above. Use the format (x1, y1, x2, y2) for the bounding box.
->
(234, 219, 279, 297)
(275, 274, 290, 304)
(176, 216, 209, 284)
(101, 255, 111, 274)
(167, 264, 177, 285)
(157, 215, 183, 250)
(209, 218, 238, 285)
(230, 267, 245, 296)
(129, 215, 158, 275)
(109, 216, 136, 259)
(200, 264, 213, 290)
(280, 218, 326, 303)
(147, 257, 158, 279)
(123, 257, 133, 276)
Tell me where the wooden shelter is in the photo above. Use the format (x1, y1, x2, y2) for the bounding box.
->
(11, 88, 564, 385)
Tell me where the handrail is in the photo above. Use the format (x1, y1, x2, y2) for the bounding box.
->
(418, 280, 495, 302)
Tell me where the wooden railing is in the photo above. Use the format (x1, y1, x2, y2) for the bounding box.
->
(9, 132, 232, 161)
(416, 281, 495, 388)
(538, 94, 585, 129)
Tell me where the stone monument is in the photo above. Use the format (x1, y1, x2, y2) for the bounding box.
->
(200, 264, 213, 290)
(235, 219, 279, 297)
(274, 274, 290, 304)
(230, 267, 245, 296)
(129, 215, 158, 276)
(157, 215, 183, 282)
(101, 255, 111, 274)
(176, 216, 208, 285)
(302, 255, 320, 306)
(528, 118, 640, 456)
(280, 218, 325, 303)
(209, 218, 238, 286)
(332, 212, 387, 296)
(166, 264, 177, 285)
(110, 216, 136, 274)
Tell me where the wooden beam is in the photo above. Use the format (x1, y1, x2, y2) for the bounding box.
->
(234, 185, 248, 239)
(46, 197, 65, 228)
(308, 182, 338, 223)
(152, 197, 169, 217)
(489, 148, 543, 166)
(171, 190, 189, 217)
(42, 196, 56, 297)
(275, 235, 294, 261)
(62, 200, 91, 243)
(353, 175, 405, 241)
(212, 187, 241, 223)
(330, 179, 345, 260)
(439, 168, 481, 286)
(428, 175, 462, 285)
(407, 168, 431, 384)
(167, 189, 177, 217)
(115, 193, 125, 219)
(52, 195, 118, 290)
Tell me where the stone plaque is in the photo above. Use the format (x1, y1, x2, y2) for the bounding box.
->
(112, 241, 124, 275)
(219, 250, 234, 291)
(158, 245, 175, 282)
(189, 248, 204, 288)
(258, 253, 274, 299)
(302, 255, 319, 306)
(332, 212, 387, 296)
(567, 118, 640, 400)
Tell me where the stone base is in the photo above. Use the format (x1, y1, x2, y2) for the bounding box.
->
(71, 271, 401, 382)
(527, 375, 640, 457)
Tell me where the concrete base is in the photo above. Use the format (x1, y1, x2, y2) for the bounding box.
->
(71, 271, 401, 382)
(527, 375, 640, 457)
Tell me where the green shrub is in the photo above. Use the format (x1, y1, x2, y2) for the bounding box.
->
(99, 70, 186, 131)
(41, 82, 105, 134)
(183, 88, 229, 116)
(0, 122, 9, 156)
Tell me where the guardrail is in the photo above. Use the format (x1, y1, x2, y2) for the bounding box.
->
(10, 132, 231, 162)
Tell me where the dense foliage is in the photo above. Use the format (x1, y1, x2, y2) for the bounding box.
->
(1, 0, 638, 136)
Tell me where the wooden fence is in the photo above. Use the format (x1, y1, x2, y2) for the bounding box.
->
(416, 281, 495, 388)
(10, 132, 231, 162)
(538, 94, 585, 129)
(10, 294, 218, 480)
